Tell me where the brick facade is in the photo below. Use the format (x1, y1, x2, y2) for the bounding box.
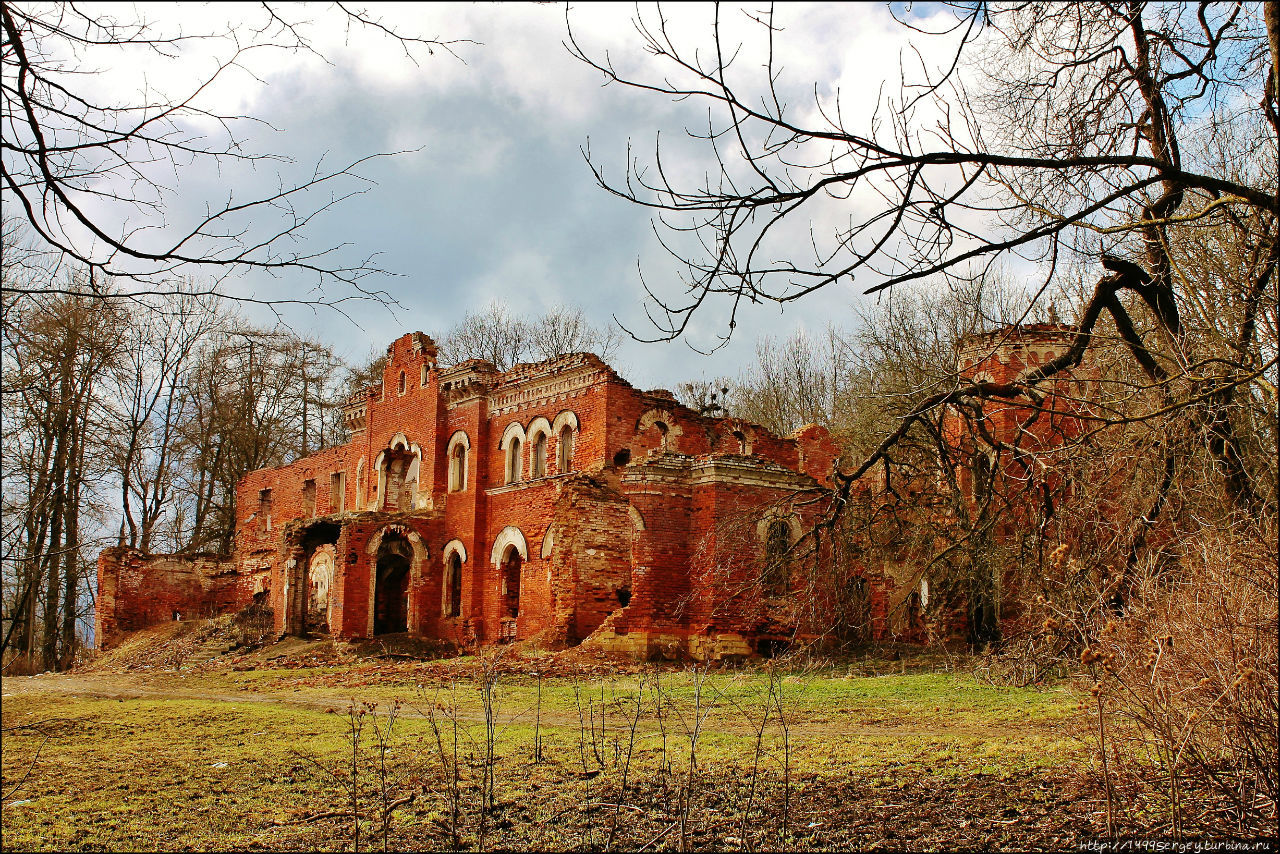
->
(95, 324, 1089, 656)
(98, 332, 843, 658)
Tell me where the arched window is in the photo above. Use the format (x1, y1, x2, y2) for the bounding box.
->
(558, 425, 574, 472)
(397, 370, 406, 395)
(532, 431, 547, 478)
(655, 420, 669, 450)
(733, 430, 747, 453)
(449, 443, 467, 492)
(507, 437, 522, 484)
(762, 519, 791, 595)
(444, 552, 462, 618)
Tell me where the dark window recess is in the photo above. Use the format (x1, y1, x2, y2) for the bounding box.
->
(615, 586, 631, 607)
(762, 520, 791, 595)
(613, 448, 631, 466)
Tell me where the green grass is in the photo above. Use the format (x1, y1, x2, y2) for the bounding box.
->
(2, 665, 1087, 851)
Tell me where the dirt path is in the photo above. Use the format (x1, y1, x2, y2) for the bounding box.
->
(3, 671, 345, 712)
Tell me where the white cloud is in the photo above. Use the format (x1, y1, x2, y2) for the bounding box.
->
(23, 3, 1012, 387)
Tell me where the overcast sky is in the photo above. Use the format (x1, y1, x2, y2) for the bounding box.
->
(105, 2, 967, 390)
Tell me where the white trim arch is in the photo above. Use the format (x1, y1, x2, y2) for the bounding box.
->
(446, 431, 470, 492)
(540, 525, 554, 559)
(500, 422, 526, 484)
(526, 416, 552, 441)
(628, 505, 646, 532)
(442, 538, 467, 565)
(755, 511, 802, 545)
(527, 416, 552, 478)
(498, 422, 527, 450)
(551, 410, 579, 434)
(490, 526, 529, 565)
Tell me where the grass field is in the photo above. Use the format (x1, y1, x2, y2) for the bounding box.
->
(1, 633, 1105, 851)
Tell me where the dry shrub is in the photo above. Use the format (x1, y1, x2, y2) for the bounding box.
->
(232, 596, 274, 649)
(1084, 520, 1277, 836)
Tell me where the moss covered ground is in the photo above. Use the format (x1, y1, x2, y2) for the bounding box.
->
(2, 636, 1105, 850)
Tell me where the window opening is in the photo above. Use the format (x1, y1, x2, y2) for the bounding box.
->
(612, 448, 631, 467)
(445, 553, 463, 618)
(558, 425, 574, 473)
(501, 546, 521, 619)
(397, 370, 406, 395)
(533, 432, 547, 478)
(259, 489, 273, 531)
(762, 519, 791, 595)
(330, 471, 346, 513)
(302, 479, 316, 518)
(507, 437, 522, 484)
(449, 443, 467, 492)
(907, 590, 923, 635)
(973, 452, 992, 503)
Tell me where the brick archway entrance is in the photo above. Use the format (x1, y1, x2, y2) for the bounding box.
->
(374, 535, 412, 635)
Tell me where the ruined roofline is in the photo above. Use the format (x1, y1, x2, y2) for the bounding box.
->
(489, 351, 622, 389)
(302, 336, 829, 478)
(99, 544, 232, 561)
(956, 322, 1079, 367)
(959, 322, 1076, 349)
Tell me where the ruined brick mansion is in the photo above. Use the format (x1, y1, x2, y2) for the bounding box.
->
(97, 332, 846, 659)
(96, 324, 1088, 658)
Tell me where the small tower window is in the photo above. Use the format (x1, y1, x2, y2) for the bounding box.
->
(397, 370, 406, 395)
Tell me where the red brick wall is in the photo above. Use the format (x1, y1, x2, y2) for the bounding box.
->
(95, 547, 249, 649)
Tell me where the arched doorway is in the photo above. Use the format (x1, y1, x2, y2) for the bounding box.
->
(374, 535, 412, 634)
(307, 547, 335, 633)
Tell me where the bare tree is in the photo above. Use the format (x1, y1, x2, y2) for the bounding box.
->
(439, 301, 622, 371)
(1, 265, 124, 671)
(528, 304, 623, 364)
(568, 1, 1277, 517)
(1, 2, 471, 305)
(170, 321, 348, 554)
(107, 288, 219, 552)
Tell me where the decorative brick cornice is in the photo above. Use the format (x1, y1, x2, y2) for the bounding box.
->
(486, 356, 612, 416)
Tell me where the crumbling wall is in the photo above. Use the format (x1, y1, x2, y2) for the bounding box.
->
(96, 547, 250, 650)
(545, 473, 635, 645)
